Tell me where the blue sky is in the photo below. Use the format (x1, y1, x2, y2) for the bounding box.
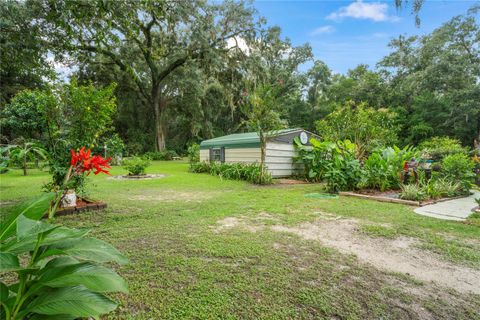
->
(253, 0, 478, 74)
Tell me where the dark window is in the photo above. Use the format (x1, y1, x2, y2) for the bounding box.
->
(210, 148, 225, 162)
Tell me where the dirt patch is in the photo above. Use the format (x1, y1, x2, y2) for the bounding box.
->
(129, 191, 218, 203)
(270, 218, 480, 295)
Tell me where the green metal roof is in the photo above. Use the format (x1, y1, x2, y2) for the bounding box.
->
(200, 128, 303, 149)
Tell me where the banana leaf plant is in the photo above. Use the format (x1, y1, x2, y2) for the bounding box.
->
(0, 147, 128, 319)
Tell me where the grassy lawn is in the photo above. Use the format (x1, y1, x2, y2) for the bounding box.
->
(1, 161, 479, 319)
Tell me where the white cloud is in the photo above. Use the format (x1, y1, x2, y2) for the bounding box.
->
(327, 1, 398, 22)
(310, 25, 335, 36)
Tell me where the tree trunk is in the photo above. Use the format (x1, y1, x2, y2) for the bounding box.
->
(153, 88, 168, 152)
(260, 131, 267, 184)
(23, 154, 27, 176)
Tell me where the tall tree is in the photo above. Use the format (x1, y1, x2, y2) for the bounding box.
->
(35, 0, 259, 150)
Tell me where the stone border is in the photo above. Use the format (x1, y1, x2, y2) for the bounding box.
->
(52, 199, 107, 217)
(339, 192, 420, 206)
(340, 192, 471, 207)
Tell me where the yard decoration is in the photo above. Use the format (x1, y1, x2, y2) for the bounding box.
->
(0, 148, 127, 320)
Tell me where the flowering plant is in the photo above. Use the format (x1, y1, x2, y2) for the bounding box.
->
(0, 148, 126, 320)
(48, 147, 111, 219)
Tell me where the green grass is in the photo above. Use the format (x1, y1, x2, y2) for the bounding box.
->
(1, 161, 479, 319)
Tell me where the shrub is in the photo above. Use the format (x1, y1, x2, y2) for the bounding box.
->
(419, 137, 467, 161)
(440, 153, 474, 193)
(400, 184, 427, 201)
(187, 143, 200, 165)
(190, 161, 272, 185)
(427, 178, 462, 198)
(142, 150, 178, 161)
(295, 139, 361, 192)
(360, 146, 418, 191)
(123, 156, 150, 175)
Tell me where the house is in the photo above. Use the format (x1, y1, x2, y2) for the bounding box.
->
(199, 128, 318, 177)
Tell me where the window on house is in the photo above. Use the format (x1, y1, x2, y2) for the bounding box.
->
(210, 147, 225, 162)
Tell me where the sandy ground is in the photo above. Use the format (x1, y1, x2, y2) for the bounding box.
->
(215, 213, 480, 295)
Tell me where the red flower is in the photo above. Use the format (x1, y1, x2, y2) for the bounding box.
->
(70, 147, 111, 175)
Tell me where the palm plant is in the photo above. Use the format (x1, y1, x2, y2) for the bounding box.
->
(9, 142, 47, 176)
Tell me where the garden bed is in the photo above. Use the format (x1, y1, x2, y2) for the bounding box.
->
(339, 190, 469, 207)
(108, 174, 166, 180)
(53, 198, 107, 216)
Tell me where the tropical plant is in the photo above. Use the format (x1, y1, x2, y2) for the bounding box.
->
(0, 148, 126, 320)
(295, 138, 361, 192)
(242, 83, 285, 185)
(122, 157, 150, 176)
(9, 142, 48, 176)
(419, 137, 467, 162)
(400, 184, 427, 201)
(440, 153, 474, 193)
(359, 146, 418, 191)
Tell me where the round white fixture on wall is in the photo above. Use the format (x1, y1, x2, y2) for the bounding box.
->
(299, 131, 308, 144)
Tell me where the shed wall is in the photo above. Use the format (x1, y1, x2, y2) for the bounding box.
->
(199, 143, 301, 177)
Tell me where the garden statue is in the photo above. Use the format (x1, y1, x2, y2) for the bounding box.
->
(403, 158, 419, 184)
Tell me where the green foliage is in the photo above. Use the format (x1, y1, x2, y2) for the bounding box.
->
(0, 195, 128, 319)
(190, 161, 273, 185)
(102, 134, 125, 159)
(316, 102, 399, 159)
(399, 184, 427, 201)
(419, 137, 467, 161)
(63, 81, 117, 148)
(187, 144, 200, 166)
(440, 154, 475, 193)
(295, 139, 361, 192)
(360, 146, 418, 191)
(122, 157, 150, 176)
(9, 141, 48, 176)
(1, 90, 58, 142)
(143, 150, 178, 161)
(425, 178, 462, 199)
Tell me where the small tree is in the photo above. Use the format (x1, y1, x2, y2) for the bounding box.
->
(242, 84, 285, 184)
(316, 101, 399, 159)
(10, 141, 47, 176)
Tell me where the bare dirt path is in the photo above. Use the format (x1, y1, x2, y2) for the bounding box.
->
(215, 214, 480, 295)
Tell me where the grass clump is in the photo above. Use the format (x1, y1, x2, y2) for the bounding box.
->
(360, 224, 398, 239)
(123, 156, 150, 175)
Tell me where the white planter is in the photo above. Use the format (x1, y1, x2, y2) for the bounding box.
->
(61, 190, 77, 207)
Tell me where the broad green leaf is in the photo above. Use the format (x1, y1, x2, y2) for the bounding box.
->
(0, 282, 9, 302)
(29, 314, 76, 320)
(17, 215, 56, 240)
(51, 238, 128, 265)
(1, 227, 89, 254)
(26, 286, 117, 317)
(0, 252, 20, 272)
(0, 193, 54, 241)
(38, 262, 128, 293)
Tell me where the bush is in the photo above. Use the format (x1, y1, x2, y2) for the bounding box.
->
(142, 150, 178, 161)
(359, 146, 417, 191)
(426, 178, 462, 199)
(187, 143, 200, 165)
(440, 153, 474, 193)
(419, 137, 467, 161)
(400, 184, 427, 201)
(295, 139, 361, 192)
(190, 161, 272, 185)
(123, 156, 150, 175)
